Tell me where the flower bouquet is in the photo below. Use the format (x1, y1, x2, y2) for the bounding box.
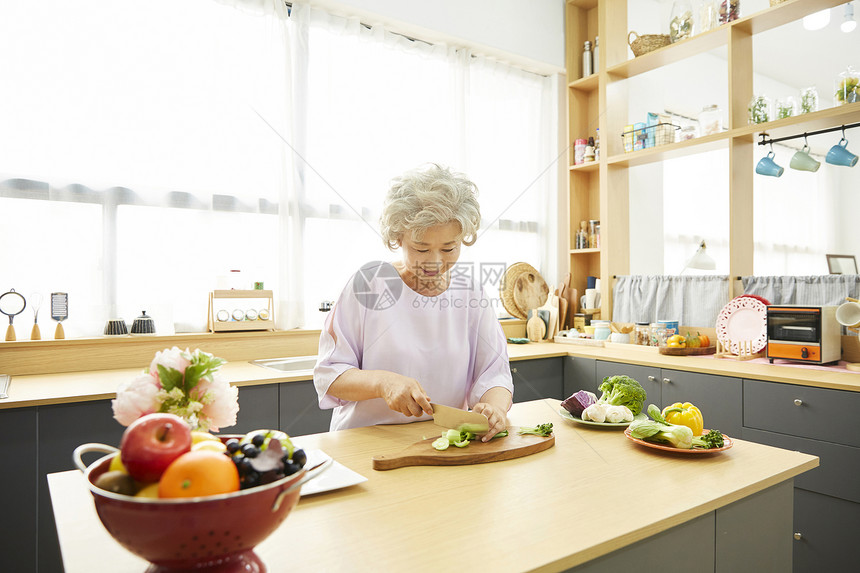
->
(112, 346, 239, 431)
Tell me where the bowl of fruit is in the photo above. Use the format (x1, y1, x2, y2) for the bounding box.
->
(73, 413, 330, 573)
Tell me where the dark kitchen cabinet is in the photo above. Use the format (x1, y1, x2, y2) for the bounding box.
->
(792, 488, 860, 571)
(0, 406, 38, 573)
(510, 357, 563, 402)
(37, 399, 125, 573)
(595, 361, 742, 437)
(279, 380, 331, 436)
(231, 384, 280, 434)
(563, 355, 596, 398)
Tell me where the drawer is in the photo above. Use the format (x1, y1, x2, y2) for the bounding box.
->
(793, 489, 860, 572)
(742, 428, 860, 503)
(743, 379, 860, 448)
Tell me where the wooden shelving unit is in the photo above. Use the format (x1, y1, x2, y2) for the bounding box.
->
(208, 289, 275, 333)
(565, 0, 857, 321)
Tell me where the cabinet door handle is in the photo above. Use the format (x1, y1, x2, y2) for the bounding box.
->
(662, 378, 671, 384)
(793, 532, 803, 540)
(794, 399, 803, 406)
(648, 376, 657, 382)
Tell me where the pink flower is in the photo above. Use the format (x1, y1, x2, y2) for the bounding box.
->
(112, 373, 160, 426)
(195, 374, 239, 432)
(149, 346, 191, 384)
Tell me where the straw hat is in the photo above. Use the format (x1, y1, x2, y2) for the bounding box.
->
(501, 263, 549, 319)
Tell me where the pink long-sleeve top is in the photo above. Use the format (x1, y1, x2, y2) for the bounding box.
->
(314, 261, 514, 431)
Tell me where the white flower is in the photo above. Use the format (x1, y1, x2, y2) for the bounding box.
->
(112, 373, 161, 426)
(194, 374, 239, 432)
(149, 346, 191, 384)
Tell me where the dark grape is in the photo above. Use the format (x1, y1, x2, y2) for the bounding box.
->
(225, 438, 240, 453)
(292, 448, 307, 468)
(241, 443, 259, 458)
(251, 433, 265, 447)
(283, 460, 301, 476)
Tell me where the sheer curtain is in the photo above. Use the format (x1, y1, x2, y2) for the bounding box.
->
(612, 275, 730, 328)
(0, 0, 555, 336)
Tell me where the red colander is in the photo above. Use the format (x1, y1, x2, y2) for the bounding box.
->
(73, 441, 330, 573)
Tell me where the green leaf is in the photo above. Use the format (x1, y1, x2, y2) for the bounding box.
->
(157, 364, 184, 392)
(183, 363, 207, 392)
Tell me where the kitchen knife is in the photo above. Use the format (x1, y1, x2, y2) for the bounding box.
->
(431, 403, 489, 433)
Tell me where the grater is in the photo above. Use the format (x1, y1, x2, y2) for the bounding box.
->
(51, 292, 68, 339)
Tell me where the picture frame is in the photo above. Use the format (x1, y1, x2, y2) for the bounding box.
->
(826, 254, 858, 275)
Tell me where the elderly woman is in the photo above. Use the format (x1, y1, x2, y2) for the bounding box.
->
(313, 164, 513, 439)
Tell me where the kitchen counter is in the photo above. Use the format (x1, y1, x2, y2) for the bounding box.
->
(3, 341, 859, 410)
(48, 398, 817, 572)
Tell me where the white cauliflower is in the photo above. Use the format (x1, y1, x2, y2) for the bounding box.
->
(604, 405, 634, 423)
(581, 402, 608, 423)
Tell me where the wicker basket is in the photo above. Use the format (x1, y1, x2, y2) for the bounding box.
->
(628, 31, 671, 57)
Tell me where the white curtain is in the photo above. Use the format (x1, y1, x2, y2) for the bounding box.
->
(0, 0, 556, 337)
(612, 275, 730, 328)
(742, 275, 860, 306)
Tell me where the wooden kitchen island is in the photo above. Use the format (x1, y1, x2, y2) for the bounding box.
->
(49, 399, 817, 573)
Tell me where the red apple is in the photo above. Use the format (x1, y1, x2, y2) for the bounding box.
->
(119, 413, 192, 483)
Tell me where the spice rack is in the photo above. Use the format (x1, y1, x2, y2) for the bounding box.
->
(207, 290, 275, 333)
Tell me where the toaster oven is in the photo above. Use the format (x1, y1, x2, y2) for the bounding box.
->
(766, 306, 841, 364)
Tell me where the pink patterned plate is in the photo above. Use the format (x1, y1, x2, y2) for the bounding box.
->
(715, 296, 767, 355)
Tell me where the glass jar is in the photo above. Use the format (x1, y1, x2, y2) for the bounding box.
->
(776, 97, 797, 119)
(835, 67, 859, 106)
(670, 1, 694, 43)
(592, 320, 611, 341)
(699, 1, 719, 33)
(680, 125, 696, 141)
(800, 86, 818, 114)
(748, 95, 772, 125)
(634, 322, 651, 346)
(698, 104, 722, 136)
(720, 0, 740, 24)
(649, 323, 668, 347)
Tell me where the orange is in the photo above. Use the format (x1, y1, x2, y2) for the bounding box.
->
(158, 450, 239, 498)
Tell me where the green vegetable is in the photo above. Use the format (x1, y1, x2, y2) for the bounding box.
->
(647, 403, 668, 425)
(432, 437, 450, 451)
(453, 439, 471, 448)
(597, 375, 647, 416)
(517, 423, 553, 437)
(692, 429, 725, 449)
(629, 418, 693, 449)
(445, 429, 464, 443)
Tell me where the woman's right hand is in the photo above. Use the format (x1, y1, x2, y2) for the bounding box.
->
(377, 372, 433, 418)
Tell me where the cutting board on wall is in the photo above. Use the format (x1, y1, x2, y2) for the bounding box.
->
(372, 429, 555, 471)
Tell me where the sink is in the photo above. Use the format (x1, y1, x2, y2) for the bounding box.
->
(250, 356, 317, 374)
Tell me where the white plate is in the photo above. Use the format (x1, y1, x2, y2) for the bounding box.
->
(715, 296, 768, 355)
(557, 408, 647, 428)
(299, 449, 367, 496)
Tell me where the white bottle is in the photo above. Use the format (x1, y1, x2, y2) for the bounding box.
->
(582, 41, 593, 78)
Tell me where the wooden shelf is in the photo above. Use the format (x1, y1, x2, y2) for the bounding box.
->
(606, 0, 846, 81)
(570, 160, 600, 172)
(569, 73, 599, 92)
(570, 248, 600, 255)
(607, 131, 731, 167)
(567, 0, 598, 8)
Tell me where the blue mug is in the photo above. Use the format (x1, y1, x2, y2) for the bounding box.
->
(825, 138, 858, 167)
(755, 151, 784, 177)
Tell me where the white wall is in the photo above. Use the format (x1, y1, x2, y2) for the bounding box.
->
(308, 0, 565, 73)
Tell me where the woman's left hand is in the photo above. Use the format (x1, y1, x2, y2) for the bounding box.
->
(472, 402, 509, 441)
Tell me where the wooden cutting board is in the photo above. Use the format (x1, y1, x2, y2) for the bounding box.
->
(372, 428, 555, 471)
(658, 345, 717, 356)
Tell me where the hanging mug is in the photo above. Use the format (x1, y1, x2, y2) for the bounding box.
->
(789, 144, 820, 172)
(755, 151, 784, 177)
(825, 138, 858, 167)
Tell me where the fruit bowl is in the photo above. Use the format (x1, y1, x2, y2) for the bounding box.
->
(73, 440, 330, 573)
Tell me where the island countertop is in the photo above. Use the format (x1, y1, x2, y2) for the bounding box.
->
(48, 398, 817, 572)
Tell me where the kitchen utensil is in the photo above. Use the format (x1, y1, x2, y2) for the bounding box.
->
(527, 312, 547, 342)
(0, 289, 26, 341)
(789, 143, 820, 172)
(73, 440, 331, 572)
(715, 296, 767, 355)
(659, 345, 716, 356)
(103, 319, 128, 336)
(130, 310, 156, 335)
(51, 292, 68, 339)
(29, 292, 42, 340)
(0, 374, 10, 399)
(430, 403, 489, 433)
(826, 137, 858, 167)
(558, 282, 569, 330)
(371, 427, 554, 470)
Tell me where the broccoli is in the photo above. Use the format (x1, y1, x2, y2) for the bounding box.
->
(597, 375, 647, 416)
(518, 423, 553, 437)
(692, 429, 725, 449)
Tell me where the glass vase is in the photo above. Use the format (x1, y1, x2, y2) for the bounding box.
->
(835, 67, 859, 106)
(748, 95, 772, 125)
(800, 86, 818, 114)
(670, 1, 694, 43)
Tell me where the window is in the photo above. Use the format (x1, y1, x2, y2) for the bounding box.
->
(0, 0, 556, 337)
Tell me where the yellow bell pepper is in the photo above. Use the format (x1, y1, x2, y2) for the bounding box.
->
(661, 402, 704, 436)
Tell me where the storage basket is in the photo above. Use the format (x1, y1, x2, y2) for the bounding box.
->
(622, 123, 679, 152)
(628, 31, 671, 57)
